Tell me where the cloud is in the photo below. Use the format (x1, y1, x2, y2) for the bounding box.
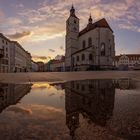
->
(15, 3, 24, 8)
(32, 55, 51, 62)
(7, 31, 31, 39)
(55, 55, 64, 60)
(7, 106, 32, 115)
(60, 46, 64, 51)
(0, 0, 140, 56)
(0, 11, 5, 24)
(49, 49, 55, 52)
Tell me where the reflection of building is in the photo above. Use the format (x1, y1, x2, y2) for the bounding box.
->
(65, 79, 115, 137)
(115, 54, 140, 70)
(65, 5, 115, 71)
(0, 83, 32, 113)
(114, 78, 136, 90)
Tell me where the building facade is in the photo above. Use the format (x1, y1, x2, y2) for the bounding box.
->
(36, 62, 45, 72)
(65, 6, 115, 71)
(48, 57, 65, 72)
(0, 33, 31, 73)
(10, 41, 31, 72)
(115, 54, 140, 70)
(31, 60, 38, 72)
(0, 33, 11, 73)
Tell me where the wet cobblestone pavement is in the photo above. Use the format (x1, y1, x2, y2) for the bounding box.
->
(0, 78, 140, 140)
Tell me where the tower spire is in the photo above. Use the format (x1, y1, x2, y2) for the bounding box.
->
(70, 4, 75, 16)
(88, 13, 93, 24)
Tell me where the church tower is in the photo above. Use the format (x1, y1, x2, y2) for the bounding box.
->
(65, 5, 79, 71)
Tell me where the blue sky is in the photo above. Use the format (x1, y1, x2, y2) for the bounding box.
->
(0, 0, 140, 62)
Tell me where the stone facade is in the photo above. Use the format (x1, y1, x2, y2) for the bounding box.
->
(65, 6, 115, 71)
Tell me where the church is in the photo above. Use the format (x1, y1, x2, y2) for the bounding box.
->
(65, 5, 115, 71)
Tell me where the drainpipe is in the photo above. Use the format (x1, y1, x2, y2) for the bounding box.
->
(98, 28, 100, 69)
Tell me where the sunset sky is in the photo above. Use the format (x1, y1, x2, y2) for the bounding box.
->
(0, 0, 140, 62)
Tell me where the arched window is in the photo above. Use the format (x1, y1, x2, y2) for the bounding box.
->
(88, 37, 92, 47)
(82, 54, 85, 61)
(101, 43, 105, 56)
(82, 40, 86, 49)
(89, 53, 93, 60)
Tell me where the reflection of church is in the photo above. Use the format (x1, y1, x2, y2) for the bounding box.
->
(0, 83, 32, 113)
(65, 79, 115, 137)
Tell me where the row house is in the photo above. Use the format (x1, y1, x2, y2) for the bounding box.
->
(115, 54, 140, 70)
(0, 33, 31, 73)
(0, 33, 11, 73)
(46, 56, 65, 72)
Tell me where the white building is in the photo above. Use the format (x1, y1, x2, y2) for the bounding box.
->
(115, 54, 140, 70)
(65, 6, 115, 71)
(10, 41, 31, 72)
(0, 33, 31, 73)
(0, 33, 11, 73)
(31, 60, 38, 72)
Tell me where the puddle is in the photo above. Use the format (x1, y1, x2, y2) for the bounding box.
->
(0, 79, 140, 140)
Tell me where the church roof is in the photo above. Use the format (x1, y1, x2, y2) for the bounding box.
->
(79, 18, 113, 37)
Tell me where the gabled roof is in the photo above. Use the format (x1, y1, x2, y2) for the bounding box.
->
(79, 18, 113, 37)
(0, 33, 11, 42)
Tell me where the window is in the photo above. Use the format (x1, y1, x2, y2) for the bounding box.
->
(88, 37, 92, 47)
(82, 54, 85, 61)
(74, 20, 76, 24)
(89, 54, 93, 60)
(82, 40, 86, 49)
(81, 85, 85, 91)
(2, 40, 4, 43)
(101, 43, 105, 56)
(72, 57, 75, 65)
(76, 84, 79, 90)
(109, 45, 111, 56)
(77, 56, 79, 61)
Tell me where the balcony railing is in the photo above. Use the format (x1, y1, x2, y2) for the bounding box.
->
(0, 49, 4, 58)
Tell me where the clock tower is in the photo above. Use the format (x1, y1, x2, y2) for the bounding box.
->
(65, 5, 79, 71)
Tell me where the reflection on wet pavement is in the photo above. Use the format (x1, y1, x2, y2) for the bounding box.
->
(0, 79, 140, 140)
